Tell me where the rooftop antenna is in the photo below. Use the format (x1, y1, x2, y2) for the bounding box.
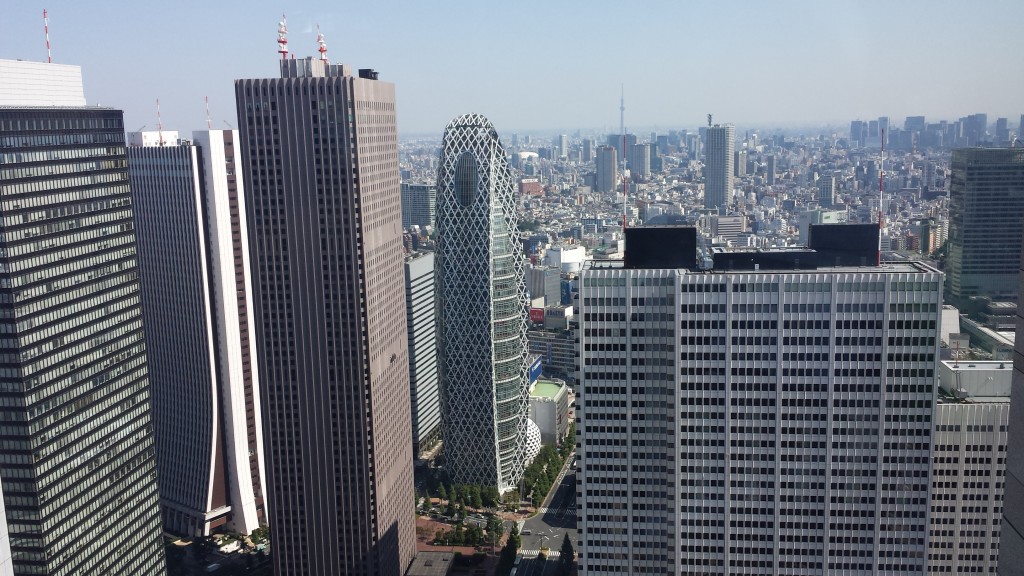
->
(156, 99, 165, 146)
(877, 127, 885, 265)
(42, 9, 52, 63)
(707, 114, 713, 128)
(205, 96, 212, 130)
(619, 85, 625, 138)
(277, 14, 288, 60)
(316, 24, 328, 63)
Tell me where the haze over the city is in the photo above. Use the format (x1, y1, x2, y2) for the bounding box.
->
(3, 0, 1022, 135)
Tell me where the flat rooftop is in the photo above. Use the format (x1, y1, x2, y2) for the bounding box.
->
(405, 551, 454, 576)
(585, 259, 939, 275)
(531, 380, 564, 399)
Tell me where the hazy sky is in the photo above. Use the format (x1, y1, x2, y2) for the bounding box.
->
(2, 1, 1023, 136)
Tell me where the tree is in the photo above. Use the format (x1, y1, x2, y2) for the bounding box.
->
(438, 484, 448, 503)
(192, 536, 212, 565)
(486, 515, 504, 554)
(498, 524, 520, 571)
(435, 530, 445, 545)
(481, 486, 499, 508)
(559, 534, 575, 575)
(165, 543, 185, 572)
(470, 485, 483, 509)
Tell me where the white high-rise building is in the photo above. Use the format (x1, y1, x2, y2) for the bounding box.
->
(128, 130, 267, 536)
(704, 124, 735, 212)
(577, 227, 940, 575)
(435, 114, 539, 492)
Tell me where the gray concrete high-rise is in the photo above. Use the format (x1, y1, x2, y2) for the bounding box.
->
(400, 181, 436, 230)
(582, 138, 594, 162)
(627, 143, 651, 180)
(818, 174, 836, 208)
(236, 57, 415, 576)
(999, 233, 1024, 572)
(766, 154, 777, 185)
(0, 59, 166, 575)
(127, 129, 267, 537)
(435, 114, 537, 492)
(704, 124, 734, 212)
(595, 145, 618, 194)
(945, 148, 1024, 307)
(404, 251, 441, 459)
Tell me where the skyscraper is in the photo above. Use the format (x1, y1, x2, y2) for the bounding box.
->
(1000, 233, 1024, 570)
(595, 145, 618, 193)
(582, 138, 594, 163)
(578, 225, 938, 574)
(627, 143, 651, 180)
(0, 59, 166, 575)
(704, 124, 734, 212)
(400, 181, 436, 230)
(733, 149, 746, 177)
(435, 113, 536, 492)
(404, 251, 441, 459)
(766, 154, 777, 185)
(945, 148, 1024, 307)
(929, 360, 1009, 575)
(817, 174, 836, 207)
(127, 129, 267, 536)
(236, 56, 415, 575)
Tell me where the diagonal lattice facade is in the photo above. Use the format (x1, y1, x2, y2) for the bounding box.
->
(436, 114, 530, 493)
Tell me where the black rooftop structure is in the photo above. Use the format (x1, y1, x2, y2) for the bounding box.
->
(807, 223, 880, 267)
(624, 223, 881, 271)
(624, 226, 698, 270)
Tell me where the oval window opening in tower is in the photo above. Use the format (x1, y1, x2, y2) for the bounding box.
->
(454, 151, 478, 207)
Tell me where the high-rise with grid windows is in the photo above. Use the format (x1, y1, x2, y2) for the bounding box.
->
(577, 226, 940, 575)
(236, 57, 415, 576)
(0, 59, 166, 576)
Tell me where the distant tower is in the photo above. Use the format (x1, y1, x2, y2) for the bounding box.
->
(595, 145, 618, 193)
(619, 85, 625, 138)
(817, 174, 836, 208)
(435, 114, 538, 492)
(704, 124, 735, 212)
(766, 154, 777, 185)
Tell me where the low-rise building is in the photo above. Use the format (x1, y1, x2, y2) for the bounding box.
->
(529, 379, 571, 446)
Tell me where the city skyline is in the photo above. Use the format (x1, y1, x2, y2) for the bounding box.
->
(3, 1, 1023, 135)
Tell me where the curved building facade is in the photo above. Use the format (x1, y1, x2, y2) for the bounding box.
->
(436, 114, 530, 492)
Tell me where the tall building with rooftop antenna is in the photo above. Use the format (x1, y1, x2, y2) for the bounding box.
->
(234, 24, 415, 575)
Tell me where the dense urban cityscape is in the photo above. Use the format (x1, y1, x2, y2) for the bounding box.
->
(1, 3, 1024, 576)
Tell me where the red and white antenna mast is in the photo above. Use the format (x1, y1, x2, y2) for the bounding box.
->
(877, 128, 885, 265)
(205, 96, 212, 130)
(316, 24, 328, 63)
(156, 99, 165, 146)
(43, 9, 52, 63)
(277, 14, 289, 60)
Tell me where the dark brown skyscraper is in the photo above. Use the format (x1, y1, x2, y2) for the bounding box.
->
(235, 57, 415, 576)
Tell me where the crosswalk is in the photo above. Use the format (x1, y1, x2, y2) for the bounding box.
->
(519, 550, 561, 558)
(537, 506, 577, 517)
